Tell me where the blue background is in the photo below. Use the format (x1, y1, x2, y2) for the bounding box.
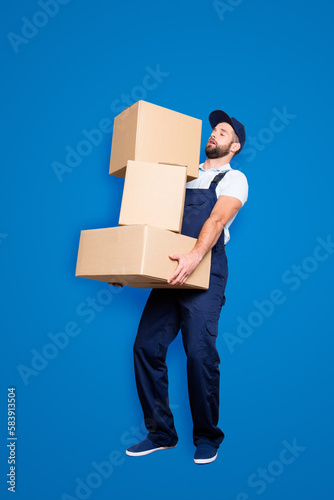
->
(1, 0, 333, 499)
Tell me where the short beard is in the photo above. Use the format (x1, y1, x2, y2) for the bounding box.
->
(205, 141, 233, 159)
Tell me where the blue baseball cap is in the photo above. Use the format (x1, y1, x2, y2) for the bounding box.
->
(209, 110, 246, 152)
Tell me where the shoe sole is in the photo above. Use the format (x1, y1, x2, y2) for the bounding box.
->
(194, 452, 218, 464)
(126, 444, 177, 457)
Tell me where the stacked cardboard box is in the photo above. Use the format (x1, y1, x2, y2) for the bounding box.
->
(75, 100, 211, 290)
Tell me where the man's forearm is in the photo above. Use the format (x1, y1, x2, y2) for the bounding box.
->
(190, 216, 225, 262)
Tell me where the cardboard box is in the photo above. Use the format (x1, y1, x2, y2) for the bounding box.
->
(118, 161, 187, 233)
(75, 225, 211, 290)
(109, 100, 201, 181)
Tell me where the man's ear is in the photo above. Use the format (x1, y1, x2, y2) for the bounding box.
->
(230, 142, 241, 155)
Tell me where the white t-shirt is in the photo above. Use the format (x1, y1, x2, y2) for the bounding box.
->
(186, 162, 248, 244)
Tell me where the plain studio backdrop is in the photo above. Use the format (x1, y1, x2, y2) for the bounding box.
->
(1, 1, 333, 499)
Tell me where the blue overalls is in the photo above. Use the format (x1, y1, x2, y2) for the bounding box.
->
(133, 171, 229, 449)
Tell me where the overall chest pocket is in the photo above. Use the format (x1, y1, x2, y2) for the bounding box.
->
(183, 194, 212, 228)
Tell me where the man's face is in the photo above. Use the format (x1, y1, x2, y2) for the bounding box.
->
(205, 121, 236, 159)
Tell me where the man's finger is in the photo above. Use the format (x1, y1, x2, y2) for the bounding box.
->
(169, 270, 188, 286)
(178, 270, 191, 285)
(179, 273, 188, 285)
(167, 264, 184, 283)
(169, 254, 180, 261)
(167, 273, 179, 283)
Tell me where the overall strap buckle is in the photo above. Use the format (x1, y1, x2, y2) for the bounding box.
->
(209, 170, 230, 189)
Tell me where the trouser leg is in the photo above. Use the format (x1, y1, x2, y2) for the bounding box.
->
(133, 289, 180, 447)
(178, 272, 227, 448)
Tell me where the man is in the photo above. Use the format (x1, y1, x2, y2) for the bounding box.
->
(114, 109, 248, 464)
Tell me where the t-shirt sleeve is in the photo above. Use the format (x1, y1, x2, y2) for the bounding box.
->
(216, 170, 249, 206)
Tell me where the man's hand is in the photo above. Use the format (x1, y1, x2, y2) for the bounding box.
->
(167, 195, 242, 286)
(108, 282, 123, 288)
(167, 250, 202, 286)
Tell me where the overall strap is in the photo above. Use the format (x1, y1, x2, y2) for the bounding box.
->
(209, 170, 230, 191)
(209, 170, 230, 251)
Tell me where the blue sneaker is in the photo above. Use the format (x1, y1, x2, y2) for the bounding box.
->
(194, 443, 218, 464)
(126, 438, 177, 457)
